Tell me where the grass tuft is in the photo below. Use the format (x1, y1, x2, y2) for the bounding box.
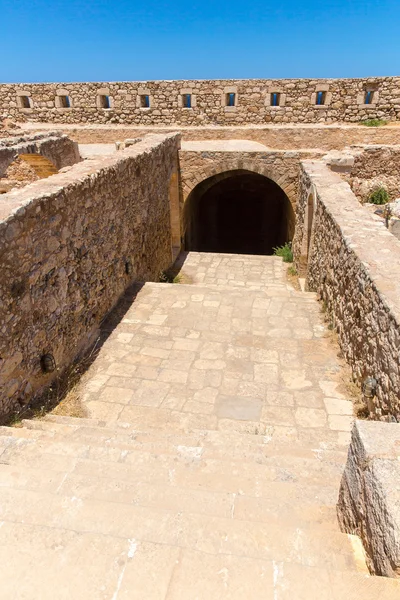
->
(273, 242, 293, 263)
(360, 119, 388, 127)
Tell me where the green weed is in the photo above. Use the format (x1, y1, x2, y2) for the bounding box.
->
(273, 242, 293, 263)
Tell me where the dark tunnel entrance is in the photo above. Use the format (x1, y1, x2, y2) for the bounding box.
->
(184, 170, 295, 255)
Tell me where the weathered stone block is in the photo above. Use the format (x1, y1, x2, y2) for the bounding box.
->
(338, 420, 400, 577)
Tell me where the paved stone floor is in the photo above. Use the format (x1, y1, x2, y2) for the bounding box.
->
(0, 252, 399, 598)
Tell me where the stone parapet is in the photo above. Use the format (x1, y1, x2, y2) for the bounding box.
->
(0, 133, 180, 421)
(1, 77, 400, 125)
(293, 160, 400, 419)
(338, 420, 400, 577)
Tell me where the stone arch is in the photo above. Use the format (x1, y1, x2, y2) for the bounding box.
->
(182, 158, 297, 209)
(183, 167, 295, 255)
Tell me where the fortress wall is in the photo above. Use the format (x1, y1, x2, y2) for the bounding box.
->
(293, 161, 400, 420)
(0, 133, 180, 421)
(1, 77, 400, 126)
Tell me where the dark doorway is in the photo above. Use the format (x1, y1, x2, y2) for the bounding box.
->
(184, 170, 294, 255)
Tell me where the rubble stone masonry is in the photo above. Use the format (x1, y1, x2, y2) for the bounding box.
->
(1, 77, 400, 125)
(293, 161, 400, 420)
(0, 133, 180, 421)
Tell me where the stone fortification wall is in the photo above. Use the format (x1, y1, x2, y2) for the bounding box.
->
(0, 133, 180, 421)
(293, 161, 400, 420)
(1, 77, 400, 125)
(0, 131, 80, 176)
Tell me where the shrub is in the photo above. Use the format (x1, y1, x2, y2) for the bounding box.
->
(369, 187, 389, 205)
(360, 119, 388, 127)
(273, 242, 293, 263)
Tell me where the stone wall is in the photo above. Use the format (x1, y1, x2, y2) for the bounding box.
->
(293, 161, 400, 420)
(1, 77, 400, 125)
(342, 145, 400, 203)
(0, 133, 180, 421)
(338, 420, 400, 578)
(0, 131, 81, 176)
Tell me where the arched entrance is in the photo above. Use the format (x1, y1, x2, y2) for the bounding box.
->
(184, 169, 295, 255)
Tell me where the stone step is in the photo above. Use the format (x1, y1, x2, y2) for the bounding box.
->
(0, 461, 339, 529)
(0, 486, 367, 573)
(143, 280, 319, 302)
(0, 433, 345, 491)
(0, 442, 342, 509)
(15, 419, 348, 467)
(1, 520, 397, 600)
(36, 405, 351, 449)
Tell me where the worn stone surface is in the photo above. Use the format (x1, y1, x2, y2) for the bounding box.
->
(0, 133, 180, 419)
(0, 253, 399, 597)
(71, 252, 355, 437)
(293, 160, 400, 419)
(338, 420, 400, 578)
(1, 77, 400, 125)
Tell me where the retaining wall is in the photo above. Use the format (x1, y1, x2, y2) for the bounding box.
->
(18, 123, 400, 150)
(0, 133, 180, 421)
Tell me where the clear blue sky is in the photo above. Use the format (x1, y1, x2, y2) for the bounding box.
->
(1, 0, 399, 82)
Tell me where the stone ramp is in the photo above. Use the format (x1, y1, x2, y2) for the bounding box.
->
(0, 252, 399, 598)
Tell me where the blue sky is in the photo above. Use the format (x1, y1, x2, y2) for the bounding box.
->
(1, 0, 399, 82)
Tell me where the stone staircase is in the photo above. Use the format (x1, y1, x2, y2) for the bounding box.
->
(0, 252, 399, 598)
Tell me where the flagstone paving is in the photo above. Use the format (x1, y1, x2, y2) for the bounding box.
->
(0, 252, 399, 599)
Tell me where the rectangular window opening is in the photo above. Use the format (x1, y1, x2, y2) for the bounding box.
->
(98, 95, 111, 109)
(140, 95, 150, 108)
(271, 92, 281, 107)
(182, 94, 192, 109)
(365, 91, 374, 105)
(59, 95, 71, 108)
(19, 96, 31, 109)
(226, 93, 236, 107)
(316, 91, 326, 106)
